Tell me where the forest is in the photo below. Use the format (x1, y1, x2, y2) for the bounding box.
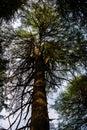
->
(0, 0, 87, 130)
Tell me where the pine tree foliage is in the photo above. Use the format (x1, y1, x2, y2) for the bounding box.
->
(54, 75, 87, 130)
(3, 1, 87, 129)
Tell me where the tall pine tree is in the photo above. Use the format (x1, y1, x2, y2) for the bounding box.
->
(4, 1, 87, 129)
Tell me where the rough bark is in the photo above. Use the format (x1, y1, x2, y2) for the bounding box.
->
(30, 55, 49, 130)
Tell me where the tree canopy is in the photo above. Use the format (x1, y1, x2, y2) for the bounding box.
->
(0, 0, 87, 23)
(54, 75, 87, 130)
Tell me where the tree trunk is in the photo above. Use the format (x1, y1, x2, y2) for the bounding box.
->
(30, 55, 49, 130)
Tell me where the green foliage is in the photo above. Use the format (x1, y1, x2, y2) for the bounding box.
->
(68, 75, 87, 95)
(54, 75, 87, 130)
(17, 29, 32, 38)
(21, 2, 60, 36)
(21, 2, 87, 68)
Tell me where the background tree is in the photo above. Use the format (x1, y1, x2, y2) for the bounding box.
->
(0, 42, 5, 112)
(54, 75, 87, 130)
(56, 0, 87, 25)
(0, 32, 8, 113)
(3, 1, 87, 129)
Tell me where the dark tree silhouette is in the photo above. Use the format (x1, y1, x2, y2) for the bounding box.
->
(0, 0, 27, 20)
(56, 0, 87, 25)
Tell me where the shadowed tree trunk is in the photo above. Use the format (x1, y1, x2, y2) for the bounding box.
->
(30, 53, 49, 130)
